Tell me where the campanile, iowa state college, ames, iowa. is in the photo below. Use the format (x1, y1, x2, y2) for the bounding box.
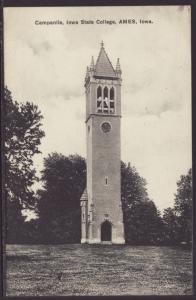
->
(80, 42, 125, 244)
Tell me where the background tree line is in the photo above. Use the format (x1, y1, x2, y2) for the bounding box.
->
(5, 88, 192, 245)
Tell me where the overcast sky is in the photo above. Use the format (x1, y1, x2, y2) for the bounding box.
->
(4, 6, 191, 212)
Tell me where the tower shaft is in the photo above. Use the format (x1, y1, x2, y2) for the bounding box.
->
(80, 43, 125, 244)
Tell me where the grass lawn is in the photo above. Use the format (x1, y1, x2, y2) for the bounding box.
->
(5, 244, 192, 296)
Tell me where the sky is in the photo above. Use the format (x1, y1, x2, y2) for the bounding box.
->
(4, 6, 192, 213)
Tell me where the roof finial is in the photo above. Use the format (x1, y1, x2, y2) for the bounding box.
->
(116, 58, 122, 75)
(90, 56, 95, 70)
(85, 66, 89, 76)
(101, 40, 104, 48)
(116, 58, 120, 68)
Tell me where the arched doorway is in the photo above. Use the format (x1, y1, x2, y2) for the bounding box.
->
(101, 220, 112, 241)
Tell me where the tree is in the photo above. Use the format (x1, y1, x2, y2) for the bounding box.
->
(162, 207, 180, 245)
(123, 199, 164, 245)
(4, 87, 45, 242)
(121, 162, 163, 245)
(6, 200, 26, 244)
(37, 153, 86, 243)
(162, 169, 192, 245)
(121, 161, 149, 206)
(174, 168, 192, 244)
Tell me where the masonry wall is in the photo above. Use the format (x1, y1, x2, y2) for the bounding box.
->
(85, 76, 124, 244)
(87, 115, 124, 243)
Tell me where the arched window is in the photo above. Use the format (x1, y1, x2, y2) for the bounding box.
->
(109, 87, 115, 114)
(97, 86, 102, 99)
(110, 87, 114, 100)
(103, 86, 108, 99)
(97, 86, 115, 114)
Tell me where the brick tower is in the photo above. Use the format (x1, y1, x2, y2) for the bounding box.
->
(80, 42, 125, 244)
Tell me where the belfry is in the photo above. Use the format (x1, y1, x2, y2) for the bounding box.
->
(80, 42, 125, 244)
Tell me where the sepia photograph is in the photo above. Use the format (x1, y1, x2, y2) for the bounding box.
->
(3, 5, 192, 296)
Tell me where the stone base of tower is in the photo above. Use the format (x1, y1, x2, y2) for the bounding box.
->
(88, 238, 101, 244)
(80, 221, 125, 244)
(112, 237, 125, 244)
(81, 238, 125, 244)
(81, 238, 88, 244)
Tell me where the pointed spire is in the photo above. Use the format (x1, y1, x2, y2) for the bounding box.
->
(85, 42, 121, 80)
(95, 43, 116, 78)
(90, 56, 95, 70)
(116, 58, 122, 76)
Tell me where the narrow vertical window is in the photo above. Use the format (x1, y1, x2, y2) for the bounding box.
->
(103, 86, 108, 99)
(97, 86, 102, 112)
(105, 177, 108, 185)
(97, 86, 102, 99)
(103, 87, 109, 113)
(109, 87, 115, 114)
(110, 87, 114, 100)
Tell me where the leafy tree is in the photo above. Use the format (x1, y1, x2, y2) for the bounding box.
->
(5, 87, 45, 208)
(162, 207, 180, 245)
(121, 161, 149, 206)
(162, 169, 192, 245)
(6, 201, 26, 244)
(37, 153, 86, 243)
(123, 199, 164, 245)
(6, 201, 40, 244)
(121, 162, 163, 245)
(174, 168, 192, 243)
(4, 87, 45, 243)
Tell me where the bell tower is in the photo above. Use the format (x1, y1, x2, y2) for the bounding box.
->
(80, 42, 125, 244)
